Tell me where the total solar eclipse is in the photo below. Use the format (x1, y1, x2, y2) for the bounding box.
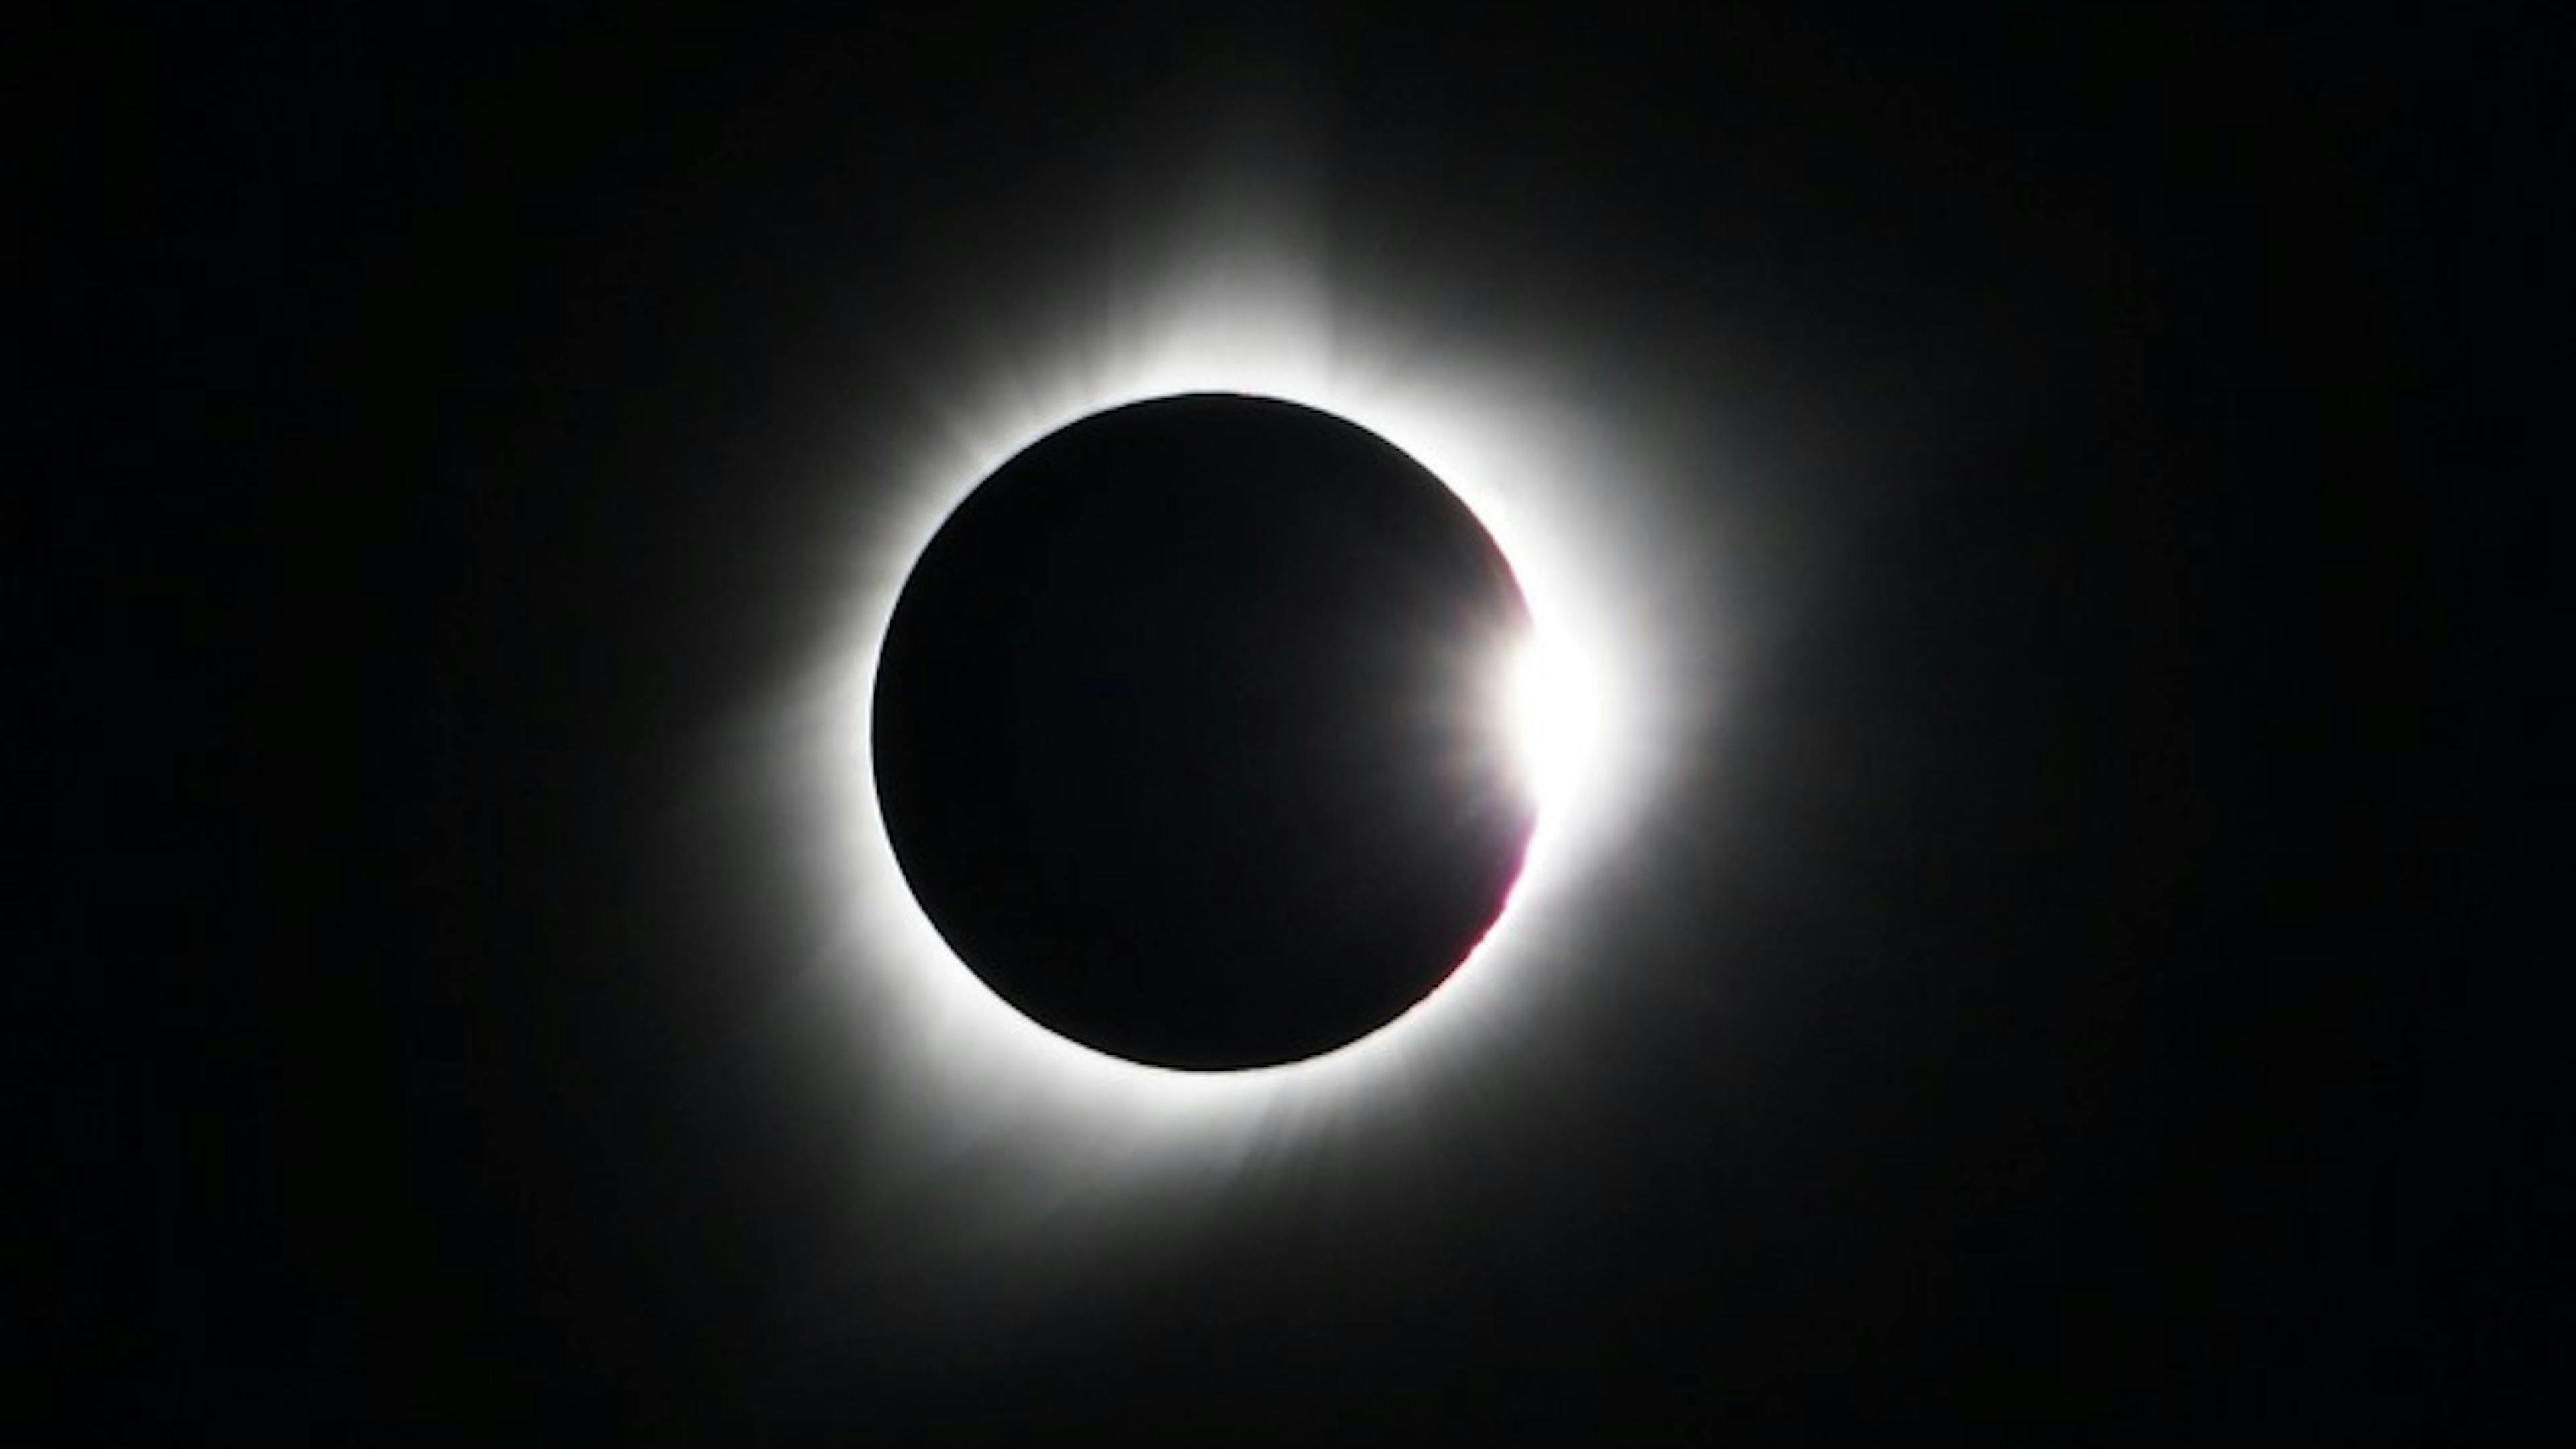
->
(872, 394, 1540, 1070)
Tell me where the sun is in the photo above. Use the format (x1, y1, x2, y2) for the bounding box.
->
(772, 215, 1683, 1202)
(1493, 622, 1621, 829)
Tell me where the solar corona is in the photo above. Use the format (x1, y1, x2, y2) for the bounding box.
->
(789, 241, 1675, 1179)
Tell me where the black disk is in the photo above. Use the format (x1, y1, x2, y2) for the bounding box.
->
(873, 394, 1537, 1070)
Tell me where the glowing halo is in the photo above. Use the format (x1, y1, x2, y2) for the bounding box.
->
(779, 233, 1688, 1206)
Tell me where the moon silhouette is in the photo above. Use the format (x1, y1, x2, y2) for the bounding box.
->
(871, 394, 1539, 1069)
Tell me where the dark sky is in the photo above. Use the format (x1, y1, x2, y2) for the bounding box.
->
(39, 3, 2535, 1436)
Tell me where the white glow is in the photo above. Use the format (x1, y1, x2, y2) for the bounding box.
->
(1496, 625, 1622, 826)
(763, 199, 1704, 1229)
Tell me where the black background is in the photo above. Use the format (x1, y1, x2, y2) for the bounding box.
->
(35, 2, 2538, 1436)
